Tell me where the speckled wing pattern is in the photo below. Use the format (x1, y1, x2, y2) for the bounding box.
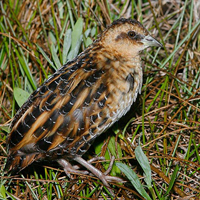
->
(6, 41, 142, 172)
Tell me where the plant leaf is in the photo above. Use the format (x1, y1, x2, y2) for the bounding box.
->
(71, 17, 83, 50)
(36, 44, 57, 70)
(0, 183, 6, 198)
(135, 146, 152, 188)
(164, 165, 179, 197)
(63, 29, 72, 64)
(116, 162, 152, 200)
(85, 37, 93, 47)
(51, 43, 61, 69)
(13, 87, 30, 107)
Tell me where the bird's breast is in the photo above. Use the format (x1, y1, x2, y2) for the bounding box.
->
(71, 59, 143, 156)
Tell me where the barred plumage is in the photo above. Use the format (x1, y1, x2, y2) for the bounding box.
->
(5, 18, 162, 193)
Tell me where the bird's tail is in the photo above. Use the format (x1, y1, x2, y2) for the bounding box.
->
(5, 152, 43, 174)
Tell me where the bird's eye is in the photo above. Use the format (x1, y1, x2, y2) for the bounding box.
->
(128, 31, 136, 38)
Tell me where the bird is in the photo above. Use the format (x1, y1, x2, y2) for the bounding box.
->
(5, 18, 162, 192)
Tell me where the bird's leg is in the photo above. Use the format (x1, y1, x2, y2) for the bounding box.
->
(77, 156, 116, 176)
(58, 156, 125, 196)
(72, 156, 106, 169)
(88, 156, 123, 182)
(103, 155, 115, 175)
(57, 159, 89, 177)
(59, 156, 124, 182)
(88, 156, 116, 175)
(72, 156, 119, 177)
(73, 156, 124, 196)
(67, 156, 111, 170)
(87, 156, 107, 164)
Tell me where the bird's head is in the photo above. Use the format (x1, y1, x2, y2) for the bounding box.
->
(100, 18, 162, 59)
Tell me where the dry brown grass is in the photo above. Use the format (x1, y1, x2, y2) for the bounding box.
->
(0, 0, 200, 199)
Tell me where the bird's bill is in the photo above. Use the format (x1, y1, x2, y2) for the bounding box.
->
(141, 35, 163, 48)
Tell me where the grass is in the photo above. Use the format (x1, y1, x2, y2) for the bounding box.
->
(0, 0, 200, 199)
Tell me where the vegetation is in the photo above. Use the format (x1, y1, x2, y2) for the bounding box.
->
(0, 0, 199, 199)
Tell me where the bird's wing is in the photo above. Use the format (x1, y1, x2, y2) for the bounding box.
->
(7, 49, 121, 156)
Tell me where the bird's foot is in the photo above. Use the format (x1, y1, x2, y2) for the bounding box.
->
(58, 156, 124, 196)
(57, 159, 89, 177)
(73, 156, 124, 196)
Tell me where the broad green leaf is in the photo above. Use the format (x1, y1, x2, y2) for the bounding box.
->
(67, 36, 82, 60)
(84, 29, 91, 37)
(107, 136, 122, 175)
(108, 136, 122, 159)
(51, 43, 61, 69)
(94, 138, 104, 156)
(135, 146, 152, 188)
(84, 29, 93, 47)
(0, 183, 6, 198)
(116, 162, 152, 200)
(86, 37, 93, 47)
(49, 31, 56, 45)
(67, 18, 83, 61)
(91, 26, 97, 37)
(13, 87, 30, 107)
(94, 136, 120, 176)
(63, 29, 72, 64)
(71, 17, 83, 50)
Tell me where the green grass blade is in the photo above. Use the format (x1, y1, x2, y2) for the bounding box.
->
(116, 162, 152, 200)
(36, 43, 57, 71)
(164, 165, 179, 197)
